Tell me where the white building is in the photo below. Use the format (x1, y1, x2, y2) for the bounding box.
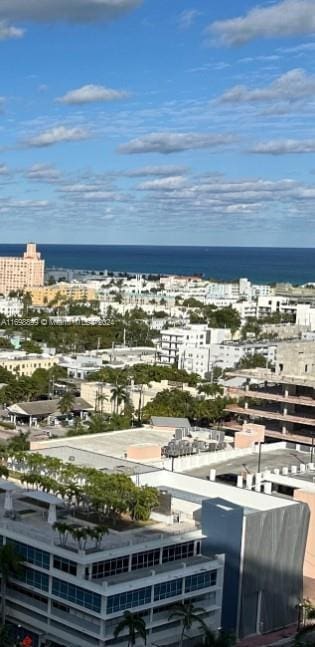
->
(0, 297, 23, 317)
(209, 340, 277, 372)
(159, 325, 231, 375)
(296, 303, 315, 330)
(0, 481, 223, 647)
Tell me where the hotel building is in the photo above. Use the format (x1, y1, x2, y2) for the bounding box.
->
(0, 243, 44, 296)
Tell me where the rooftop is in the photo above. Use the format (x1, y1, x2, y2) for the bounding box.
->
(31, 427, 177, 461)
(228, 368, 315, 389)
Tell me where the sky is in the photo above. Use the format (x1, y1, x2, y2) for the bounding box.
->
(1, 0, 315, 246)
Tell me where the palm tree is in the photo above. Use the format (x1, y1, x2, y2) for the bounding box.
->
(110, 384, 129, 414)
(169, 600, 206, 647)
(58, 391, 75, 417)
(95, 384, 108, 413)
(0, 543, 24, 624)
(113, 610, 147, 646)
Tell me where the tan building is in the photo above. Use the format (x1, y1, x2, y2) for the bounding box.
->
(0, 353, 58, 376)
(29, 283, 97, 307)
(0, 243, 44, 296)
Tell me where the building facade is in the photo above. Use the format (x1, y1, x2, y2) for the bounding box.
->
(0, 487, 223, 647)
(0, 243, 44, 296)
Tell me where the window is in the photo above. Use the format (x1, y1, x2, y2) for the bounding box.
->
(52, 578, 101, 613)
(18, 566, 49, 592)
(131, 549, 160, 570)
(154, 579, 183, 601)
(8, 540, 50, 569)
(107, 587, 151, 614)
(53, 556, 77, 576)
(91, 556, 129, 579)
(185, 571, 217, 593)
(162, 542, 195, 563)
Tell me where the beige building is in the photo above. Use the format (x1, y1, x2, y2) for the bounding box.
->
(0, 243, 44, 296)
(0, 352, 58, 376)
(29, 283, 97, 307)
(81, 379, 198, 414)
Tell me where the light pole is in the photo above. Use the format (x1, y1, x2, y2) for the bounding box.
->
(311, 432, 314, 464)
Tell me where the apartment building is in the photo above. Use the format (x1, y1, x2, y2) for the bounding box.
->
(0, 483, 223, 647)
(0, 243, 44, 296)
(0, 351, 57, 377)
(159, 325, 231, 370)
(210, 340, 277, 373)
(29, 283, 97, 307)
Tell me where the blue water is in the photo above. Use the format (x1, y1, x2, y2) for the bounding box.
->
(0, 244, 314, 284)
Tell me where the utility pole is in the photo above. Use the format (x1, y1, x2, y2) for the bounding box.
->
(257, 442, 264, 473)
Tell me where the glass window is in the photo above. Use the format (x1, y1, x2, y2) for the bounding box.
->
(107, 587, 151, 614)
(18, 566, 49, 592)
(91, 556, 129, 579)
(185, 571, 216, 593)
(53, 556, 77, 576)
(52, 578, 101, 613)
(154, 579, 183, 601)
(162, 542, 195, 563)
(8, 539, 50, 569)
(131, 549, 160, 570)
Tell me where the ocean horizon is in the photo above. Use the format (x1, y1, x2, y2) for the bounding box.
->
(0, 244, 315, 284)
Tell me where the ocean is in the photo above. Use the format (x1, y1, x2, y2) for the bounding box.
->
(0, 244, 315, 284)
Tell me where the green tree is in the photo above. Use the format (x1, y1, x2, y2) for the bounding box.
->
(58, 391, 76, 416)
(142, 389, 195, 419)
(113, 610, 147, 646)
(169, 601, 206, 647)
(0, 544, 24, 624)
(110, 384, 129, 414)
(237, 353, 268, 370)
(7, 432, 30, 452)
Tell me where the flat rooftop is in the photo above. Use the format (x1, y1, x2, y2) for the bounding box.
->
(184, 448, 309, 481)
(228, 368, 315, 389)
(0, 487, 199, 561)
(31, 427, 176, 461)
(137, 470, 297, 512)
(30, 446, 159, 475)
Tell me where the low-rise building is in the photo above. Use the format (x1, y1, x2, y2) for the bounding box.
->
(0, 351, 58, 376)
(29, 283, 97, 307)
(0, 297, 23, 317)
(0, 482, 224, 647)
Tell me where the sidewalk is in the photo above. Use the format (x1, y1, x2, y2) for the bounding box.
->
(238, 624, 297, 647)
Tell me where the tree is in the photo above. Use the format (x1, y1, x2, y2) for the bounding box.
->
(0, 624, 15, 647)
(110, 384, 129, 414)
(113, 610, 147, 646)
(169, 601, 206, 647)
(7, 432, 30, 452)
(237, 353, 267, 370)
(95, 387, 108, 413)
(0, 543, 24, 624)
(142, 389, 195, 419)
(58, 391, 75, 416)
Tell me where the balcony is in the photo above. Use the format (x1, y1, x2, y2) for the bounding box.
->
(225, 404, 315, 427)
(228, 387, 315, 409)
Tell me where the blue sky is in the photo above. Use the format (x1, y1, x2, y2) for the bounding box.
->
(1, 0, 315, 246)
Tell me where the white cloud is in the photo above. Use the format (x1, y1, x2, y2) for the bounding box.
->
(0, 20, 24, 39)
(219, 69, 315, 104)
(0, 0, 142, 23)
(0, 164, 9, 175)
(119, 132, 236, 154)
(25, 126, 90, 147)
(208, 0, 315, 46)
(126, 165, 188, 177)
(26, 164, 61, 181)
(138, 176, 186, 191)
(178, 9, 201, 30)
(57, 84, 129, 105)
(250, 139, 315, 154)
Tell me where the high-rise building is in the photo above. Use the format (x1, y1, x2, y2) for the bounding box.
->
(0, 243, 44, 295)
